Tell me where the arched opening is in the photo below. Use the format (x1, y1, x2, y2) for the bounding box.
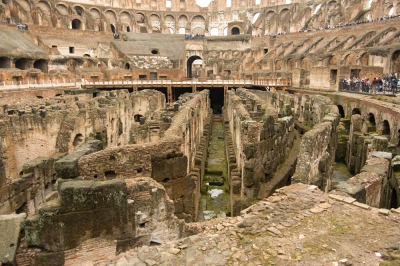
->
(390, 188, 398, 209)
(231, 27, 240, 35)
(71, 19, 82, 30)
(73, 133, 84, 147)
(151, 49, 159, 54)
(351, 108, 361, 115)
(382, 120, 390, 139)
(105, 170, 117, 180)
(125, 63, 130, 70)
(33, 59, 48, 73)
(0, 57, 11, 68)
(110, 24, 116, 33)
(367, 113, 376, 132)
(134, 114, 143, 122)
(187, 56, 202, 78)
(286, 58, 294, 71)
(210, 27, 218, 36)
(15, 58, 29, 70)
(391, 50, 400, 75)
(337, 105, 345, 118)
(74, 6, 84, 16)
(360, 53, 369, 66)
(127, 26, 131, 32)
(178, 27, 186, 34)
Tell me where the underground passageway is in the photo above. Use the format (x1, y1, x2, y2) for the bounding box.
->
(198, 120, 230, 221)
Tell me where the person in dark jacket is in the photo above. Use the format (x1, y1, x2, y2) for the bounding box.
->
(392, 77, 398, 94)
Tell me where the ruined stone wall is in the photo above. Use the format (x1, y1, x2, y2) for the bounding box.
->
(225, 89, 297, 213)
(25, 177, 187, 254)
(245, 90, 339, 191)
(76, 90, 210, 221)
(0, 89, 165, 215)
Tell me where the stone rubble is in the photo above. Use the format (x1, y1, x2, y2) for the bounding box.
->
(63, 183, 400, 266)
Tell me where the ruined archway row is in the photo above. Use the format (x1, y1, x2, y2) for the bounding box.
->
(7, 0, 399, 36)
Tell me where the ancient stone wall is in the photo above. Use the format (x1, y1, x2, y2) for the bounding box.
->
(25, 177, 187, 254)
(76, 90, 211, 221)
(0, 89, 165, 215)
(225, 88, 297, 213)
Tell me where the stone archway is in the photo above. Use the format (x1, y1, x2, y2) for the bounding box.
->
(187, 55, 202, 78)
(71, 19, 82, 30)
(15, 58, 29, 70)
(231, 27, 240, 35)
(0, 57, 11, 68)
(33, 59, 48, 73)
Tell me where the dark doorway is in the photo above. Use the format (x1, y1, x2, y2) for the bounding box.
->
(330, 69, 337, 84)
(186, 56, 202, 78)
(173, 87, 192, 102)
(71, 19, 82, 30)
(337, 105, 345, 118)
(231, 27, 240, 35)
(352, 108, 361, 115)
(390, 188, 398, 209)
(110, 24, 116, 33)
(350, 69, 360, 78)
(199, 88, 224, 114)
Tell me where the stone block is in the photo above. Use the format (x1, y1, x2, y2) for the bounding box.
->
(334, 181, 366, 203)
(360, 164, 387, 178)
(328, 194, 345, 201)
(151, 153, 187, 182)
(379, 208, 390, 216)
(352, 201, 370, 210)
(371, 151, 392, 160)
(54, 140, 103, 179)
(58, 179, 127, 212)
(342, 197, 356, 204)
(31, 251, 65, 266)
(0, 213, 26, 265)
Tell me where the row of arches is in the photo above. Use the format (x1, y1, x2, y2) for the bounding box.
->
(272, 49, 400, 75)
(0, 57, 48, 72)
(338, 105, 397, 145)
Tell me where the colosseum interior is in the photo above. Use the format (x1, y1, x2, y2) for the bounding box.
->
(1, 0, 400, 264)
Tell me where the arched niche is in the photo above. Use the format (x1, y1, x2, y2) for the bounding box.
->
(15, 58, 29, 70)
(33, 59, 48, 73)
(0, 57, 11, 68)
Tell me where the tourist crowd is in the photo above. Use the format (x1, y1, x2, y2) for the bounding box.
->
(339, 74, 400, 94)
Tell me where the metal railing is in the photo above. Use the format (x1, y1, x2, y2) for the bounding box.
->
(0, 81, 81, 91)
(0, 78, 292, 91)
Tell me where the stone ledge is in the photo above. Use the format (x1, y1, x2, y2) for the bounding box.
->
(352, 202, 371, 210)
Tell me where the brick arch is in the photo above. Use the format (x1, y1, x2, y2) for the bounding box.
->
(286, 58, 295, 71)
(344, 53, 356, 65)
(275, 60, 282, 70)
(328, 55, 339, 66)
(72, 4, 85, 16)
(359, 52, 369, 65)
(55, 3, 68, 15)
(35, 1, 51, 14)
(105, 9, 117, 24)
(135, 12, 145, 24)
